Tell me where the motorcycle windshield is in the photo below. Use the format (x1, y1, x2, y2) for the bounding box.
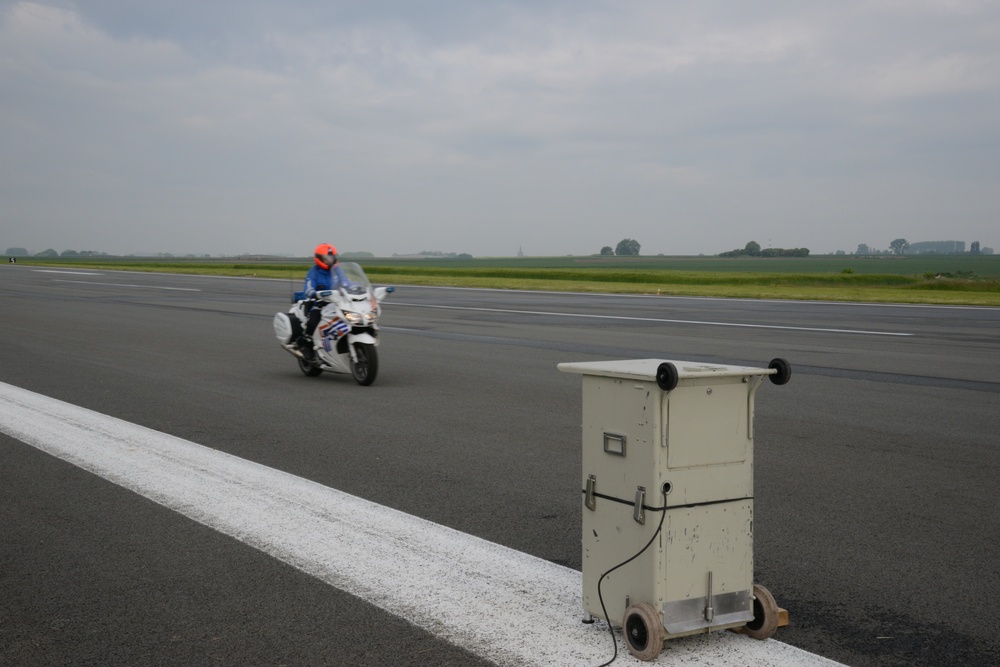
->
(338, 262, 372, 293)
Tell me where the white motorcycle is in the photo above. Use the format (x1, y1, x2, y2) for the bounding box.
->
(273, 262, 393, 385)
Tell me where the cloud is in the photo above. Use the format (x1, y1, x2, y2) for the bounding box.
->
(1, 1, 998, 256)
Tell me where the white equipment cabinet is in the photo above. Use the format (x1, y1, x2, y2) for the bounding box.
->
(558, 358, 791, 661)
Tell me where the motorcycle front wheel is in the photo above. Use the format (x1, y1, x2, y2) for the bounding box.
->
(350, 343, 378, 386)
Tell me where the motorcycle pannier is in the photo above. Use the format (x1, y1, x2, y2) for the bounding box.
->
(273, 312, 302, 345)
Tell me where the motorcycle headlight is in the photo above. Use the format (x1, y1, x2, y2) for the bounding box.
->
(343, 311, 363, 324)
(365, 311, 378, 324)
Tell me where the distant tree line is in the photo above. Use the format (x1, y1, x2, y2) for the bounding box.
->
(5, 247, 110, 257)
(718, 241, 810, 258)
(598, 239, 641, 256)
(391, 251, 473, 259)
(855, 240, 993, 256)
(4, 247, 216, 258)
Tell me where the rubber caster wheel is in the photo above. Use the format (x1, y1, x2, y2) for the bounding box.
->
(622, 602, 664, 661)
(768, 358, 792, 385)
(742, 583, 779, 640)
(656, 362, 678, 391)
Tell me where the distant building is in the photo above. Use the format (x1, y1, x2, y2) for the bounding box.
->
(909, 240, 966, 254)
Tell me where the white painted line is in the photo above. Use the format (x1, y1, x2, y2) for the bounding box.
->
(394, 303, 913, 337)
(0, 382, 845, 667)
(32, 270, 102, 275)
(52, 279, 201, 292)
(390, 284, 1000, 311)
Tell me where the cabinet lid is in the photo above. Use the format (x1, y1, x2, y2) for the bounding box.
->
(557, 358, 773, 381)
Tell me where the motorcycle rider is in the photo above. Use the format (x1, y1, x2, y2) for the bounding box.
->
(298, 243, 350, 359)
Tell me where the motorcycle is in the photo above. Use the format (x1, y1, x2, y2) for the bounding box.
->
(273, 262, 393, 385)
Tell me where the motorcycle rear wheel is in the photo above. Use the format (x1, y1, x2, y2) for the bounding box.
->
(350, 343, 378, 386)
(298, 356, 323, 377)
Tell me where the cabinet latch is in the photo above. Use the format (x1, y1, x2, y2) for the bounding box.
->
(585, 475, 597, 511)
(633, 486, 646, 524)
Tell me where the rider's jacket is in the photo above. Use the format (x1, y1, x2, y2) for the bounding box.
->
(304, 264, 349, 298)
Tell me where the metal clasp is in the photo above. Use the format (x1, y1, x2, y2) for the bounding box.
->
(585, 475, 597, 511)
(633, 486, 646, 524)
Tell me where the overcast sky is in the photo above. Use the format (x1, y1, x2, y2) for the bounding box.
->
(2, 1, 998, 257)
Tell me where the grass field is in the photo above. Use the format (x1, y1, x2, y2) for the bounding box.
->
(10, 254, 1000, 306)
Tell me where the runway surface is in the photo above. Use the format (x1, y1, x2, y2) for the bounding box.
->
(2, 265, 999, 666)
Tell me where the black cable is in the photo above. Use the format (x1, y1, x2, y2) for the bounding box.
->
(592, 489, 668, 667)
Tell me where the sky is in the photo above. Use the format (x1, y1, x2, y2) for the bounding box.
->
(1, 0, 998, 258)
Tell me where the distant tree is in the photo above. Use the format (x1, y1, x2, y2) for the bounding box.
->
(970, 241, 981, 255)
(856, 244, 870, 255)
(835, 250, 846, 256)
(600, 246, 614, 256)
(35, 248, 58, 257)
(615, 239, 641, 256)
(60, 249, 80, 257)
(982, 246, 994, 255)
(455, 253, 473, 259)
(744, 241, 762, 257)
(5, 247, 28, 256)
(889, 238, 909, 255)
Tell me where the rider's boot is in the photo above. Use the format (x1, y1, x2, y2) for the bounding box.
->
(297, 335, 315, 360)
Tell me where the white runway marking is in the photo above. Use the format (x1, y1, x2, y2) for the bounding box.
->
(0, 382, 845, 667)
(394, 303, 913, 336)
(399, 284, 1000, 311)
(53, 279, 200, 291)
(32, 270, 102, 275)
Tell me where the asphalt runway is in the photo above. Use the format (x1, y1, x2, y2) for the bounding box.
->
(2, 265, 999, 666)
